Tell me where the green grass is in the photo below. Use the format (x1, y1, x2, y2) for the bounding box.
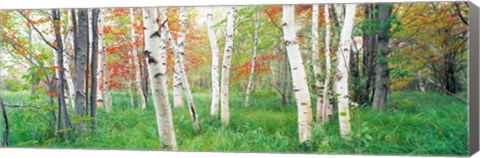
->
(0, 90, 468, 155)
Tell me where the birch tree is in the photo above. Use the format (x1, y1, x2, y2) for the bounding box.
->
(73, 9, 89, 133)
(130, 8, 148, 109)
(321, 4, 333, 123)
(334, 4, 356, 140)
(282, 5, 313, 143)
(171, 8, 184, 109)
(62, 14, 75, 109)
(142, 7, 177, 150)
(161, 7, 201, 132)
(312, 4, 325, 122)
(172, 30, 184, 109)
(220, 7, 237, 127)
(244, 10, 260, 107)
(96, 9, 105, 109)
(206, 7, 221, 116)
(98, 9, 112, 113)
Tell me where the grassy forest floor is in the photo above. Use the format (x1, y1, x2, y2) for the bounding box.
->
(1, 90, 468, 156)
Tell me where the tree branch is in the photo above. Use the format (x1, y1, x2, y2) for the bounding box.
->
(454, 2, 468, 26)
(17, 10, 57, 51)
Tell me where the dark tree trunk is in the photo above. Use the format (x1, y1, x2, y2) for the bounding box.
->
(53, 9, 72, 136)
(360, 4, 376, 105)
(72, 9, 78, 62)
(90, 9, 100, 129)
(85, 12, 90, 118)
(372, 3, 393, 112)
(349, 45, 360, 103)
(74, 9, 89, 133)
(444, 52, 457, 94)
(0, 97, 9, 146)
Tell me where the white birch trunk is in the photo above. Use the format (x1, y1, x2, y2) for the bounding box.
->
(220, 7, 237, 127)
(130, 8, 148, 109)
(172, 9, 185, 109)
(322, 4, 333, 123)
(206, 7, 221, 116)
(64, 30, 76, 109)
(312, 4, 325, 123)
(157, 8, 172, 109)
(417, 71, 425, 93)
(99, 9, 112, 112)
(244, 10, 260, 107)
(142, 7, 177, 150)
(333, 4, 356, 140)
(161, 7, 201, 132)
(282, 5, 313, 144)
(96, 9, 105, 109)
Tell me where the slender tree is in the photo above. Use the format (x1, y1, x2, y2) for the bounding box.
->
(206, 7, 221, 116)
(142, 7, 177, 150)
(53, 9, 72, 136)
(130, 8, 148, 109)
(244, 9, 260, 107)
(312, 4, 325, 122)
(96, 9, 105, 109)
(220, 6, 237, 127)
(90, 8, 99, 128)
(161, 7, 201, 132)
(334, 4, 356, 140)
(322, 4, 333, 123)
(282, 5, 313, 143)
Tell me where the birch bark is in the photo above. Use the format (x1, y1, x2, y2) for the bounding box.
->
(130, 8, 148, 109)
(142, 7, 177, 150)
(206, 7, 221, 116)
(333, 4, 356, 140)
(220, 7, 237, 127)
(282, 5, 313, 143)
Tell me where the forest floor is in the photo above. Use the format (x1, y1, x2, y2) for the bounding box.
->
(1, 90, 468, 156)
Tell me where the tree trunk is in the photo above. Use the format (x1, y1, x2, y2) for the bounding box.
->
(220, 7, 237, 127)
(173, 34, 184, 109)
(63, 19, 76, 109)
(142, 8, 177, 150)
(334, 4, 356, 140)
(282, 5, 313, 144)
(444, 52, 457, 94)
(361, 4, 376, 105)
(206, 7, 221, 116)
(96, 9, 105, 109)
(280, 45, 288, 108)
(130, 8, 148, 109)
(350, 45, 360, 103)
(417, 71, 426, 93)
(85, 10, 91, 118)
(90, 9, 99, 128)
(160, 8, 201, 132)
(312, 4, 325, 123)
(372, 4, 393, 112)
(100, 9, 112, 113)
(73, 9, 89, 133)
(244, 10, 260, 107)
(0, 97, 8, 146)
(321, 4, 333, 123)
(54, 9, 72, 135)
